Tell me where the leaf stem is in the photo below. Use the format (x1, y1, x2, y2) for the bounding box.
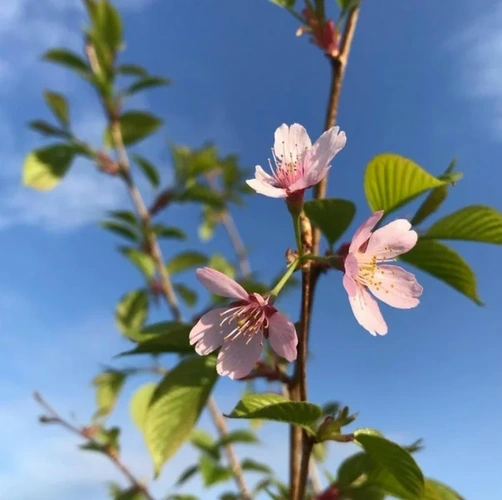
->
(269, 259, 299, 299)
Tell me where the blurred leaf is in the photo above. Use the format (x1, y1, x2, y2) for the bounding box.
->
(92, 370, 127, 419)
(116, 289, 149, 335)
(108, 210, 137, 226)
(178, 184, 226, 209)
(304, 198, 356, 246)
(120, 248, 156, 279)
(94, 0, 123, 54)
(175, 464, 199, 487)
(423, 479, 464, 500)
(171, 144, 218, 184)
(364, 154, 446, 217)
(227, 393, 321, 431)
(144, 355, 218, 475)
(125, 76, 171, 95)
(132, 154, 160, 188)
(119, 322, 193, 355)
(198, 207, 221, 241)
(208, 253, 235, 279)
(341, 485, 385, 500)
(151, 224, 186, 241)
(401, 239, 482, 305)
(130, 382, 156, 432)
(216, 429, 259, 447)
(312, 442, 327, 462)
(355, 429, 424, 499)
(337, 452, 370, 487)
(101, 221, 139, 242)
(43, 48, 91, 78)
(23, 144, 75, 190)
(322, 401, 341, 416)
(190, 429, 219, 459)
(270, 0, 296, 8)
(174, 283, 198, 308)
(241, 458, 271, 474)
(117, 64, 149, 77)
(166, 496, 199, 500)
(44, 91, 69, 126)
(28, 120, 66, 137)
(106, 111, 163, 146)
(199, 454, 233, 487)
(411, 159, 458, 226)
(424, 205, 502, 244)
(166, 251, 208, 274)
(110, 486, 147, 500)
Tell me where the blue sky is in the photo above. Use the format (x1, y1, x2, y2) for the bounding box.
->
(0, 0, 501, 499)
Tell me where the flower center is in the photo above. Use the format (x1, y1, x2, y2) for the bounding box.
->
(219, 299, 268, 344)
(268, 141, 309, 188)
(355, 246, 397, 293)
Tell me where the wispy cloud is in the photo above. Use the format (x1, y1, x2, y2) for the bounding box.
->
(455, 1, 502, 138)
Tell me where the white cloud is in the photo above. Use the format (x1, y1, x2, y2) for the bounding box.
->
(455, 1, 502, 138)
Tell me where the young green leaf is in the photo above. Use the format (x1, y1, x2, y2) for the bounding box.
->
(120, 248, 156, 279)
(94, 0, 123, 54)
(166, 251, 208, 274)
(151, 224, 186, 241)
(364, 154, 446, 217)
(43, 91, 69, 126)
(108, 210, 138, 226)
(216, 429, 259, 448)
(28, 120, 66, 137)
(208, 253, 236, 279)
(130, 382, 157, 432)
(423, 479, 464, 500)
(92, 370, 127, 419)
(125, 76, 171, 96)
(424, 205, 502, 244)
(355, 429, 425, 499)
(199, 454, 233, 487)
(337, 452, 371, 488)
(144, 355, 219, 475)
(101, 221, 139, 242)
(400, 239, 482, 305)
(173, 283, 198, 308)
(106, 111, 163, 146)
(23, 144, 76, 190)
(304, 198, 356, 246)
(226, 393, 322, 430)
(43, 49, 91, 78)
(190, 429, 219, 459)
(132, 154, 160, 188)
(117, 63, 150, 77)
(241, 458, 272, 474)
(115, 289, 149, 335)
(178, 185, 226, 209)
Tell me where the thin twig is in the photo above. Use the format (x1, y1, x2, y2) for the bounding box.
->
(34, 392, 155, 500)
(297, 436, 314, 500)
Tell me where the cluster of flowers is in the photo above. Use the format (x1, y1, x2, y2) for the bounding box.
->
(190, 124, 422, 379)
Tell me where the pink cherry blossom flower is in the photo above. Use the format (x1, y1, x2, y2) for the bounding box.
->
(246, 123, 346, 199)
(189, 267, 298, 379)
(342, 211, 423, 336)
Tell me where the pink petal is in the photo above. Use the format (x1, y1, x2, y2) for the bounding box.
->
(342, 273, 358, 297)
(302, 126, 346, 186)
(189, 307, 227, 355)
(268, 312, 298, 362)
(273, 123, 312, 164)
(365, 219, 418, 259)
(344, 253, 359, 280)
(196, 267, 248, 300)
(246, 178, 288, 198)
(367, 265, 423, 309)
(349, 211, 384, 253)
(254, 165, 276, 184)
(347, 285, 388, 336)
(217, 333, 263, 379)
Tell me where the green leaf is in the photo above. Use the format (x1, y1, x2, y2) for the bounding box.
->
(144, 355, 218, 475)
(43, 91, 69, 127)
(119, 322, 193, 355)
(125, 76, 171, 95)
(355, 430, 424, 499)
(23, 144, 75, 190)
(304, 198, 356, 246)
(101, 221, 139, 242)
(151, 224, 186, 240)
(110, 486, 147, 500)
(178, 185, 226, 209)
(166, 251, 208, 275)
(199, 455, 233, 487)
(410, 159, 458, 226)
(337, 452, 370, 487)
(216, 429, 259, 447)
(132, 154, 160, 188)
(171, 144, 218, 183)
(241, 458, 271, 474)
(423, 479, 464, 500)
(117, 64, 149, 77)
(175, 464, 199, 487)
(424, 205, 502, 244)
(226, 393, 322, 430)
(312, 442, 327, 462)
(130, 382, 156, 432)
(108, 210, 137, 226)
(43, 49, 91, 78)
(92, 370, 127, 419)
(190, 429, 219, 459)
(400, 239, 482, 305)
(106, 111, 163, 146)
(208, 253, 235, 279)
(364, 154, 446, 217)
(120, 248, 156, 279)
(28, 120, 66, 137)
(174, 283, 198, 308)
(342, 485, 385, 500)
(269, 0, 296, 8)
(116, 289, 149, 335)
(198, 207, 221, 241)
(94, 0, 123, 53)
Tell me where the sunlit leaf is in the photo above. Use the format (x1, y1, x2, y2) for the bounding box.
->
(166, 251, 208, 275)
(44, 91, 69, 126)
(116, 289, 149, 335)
(92, 370, 127, 419)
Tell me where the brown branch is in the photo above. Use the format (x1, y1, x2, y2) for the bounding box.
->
(34, 392, 155, 500)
